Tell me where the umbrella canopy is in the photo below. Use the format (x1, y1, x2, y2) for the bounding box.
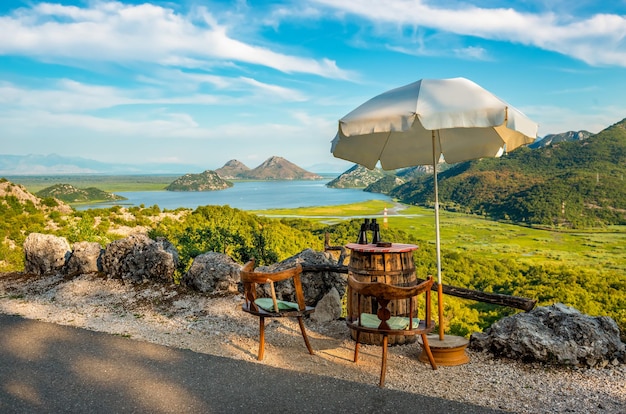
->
(332, 77, 537, 169)
(331, 77, 538, 339)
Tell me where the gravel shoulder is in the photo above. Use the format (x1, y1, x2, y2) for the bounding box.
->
(1, 272, 624, 414)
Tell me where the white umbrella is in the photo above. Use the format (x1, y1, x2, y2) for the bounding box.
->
(331, 77, 537, 340)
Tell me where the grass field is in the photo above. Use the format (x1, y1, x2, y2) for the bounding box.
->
(256, 200, 626, 274)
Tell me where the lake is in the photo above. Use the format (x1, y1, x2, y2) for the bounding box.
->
(75, 180, 391, 211)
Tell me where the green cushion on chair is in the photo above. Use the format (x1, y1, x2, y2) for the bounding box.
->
(254, 298, 300, 312)
(359, 313, 420, 330)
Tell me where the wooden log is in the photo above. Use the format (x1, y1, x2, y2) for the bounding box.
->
(318, 233, 536, 311)
(300, 264, 536, 312)
(427, 281, 537, 312)
(302, 264, 348, 273)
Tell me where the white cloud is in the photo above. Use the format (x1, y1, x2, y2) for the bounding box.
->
(0, 68, 308, 113)
(237, 77, 307, 101)
(0, 81, 136, 112)
(137, 69, 309, 101)
(453, 46, 490, 60)
(0, 1, 351, 78)
(312, 0, 626, 67)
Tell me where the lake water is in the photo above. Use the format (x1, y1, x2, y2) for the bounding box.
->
(75, 180, 391, 211)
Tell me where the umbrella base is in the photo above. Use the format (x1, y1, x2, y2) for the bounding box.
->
(418, 334, 470, 366)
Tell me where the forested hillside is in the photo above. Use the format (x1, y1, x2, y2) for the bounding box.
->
(391, 118, 626, 228)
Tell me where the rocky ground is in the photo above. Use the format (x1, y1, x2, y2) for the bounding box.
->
(1, 271, 624, 414)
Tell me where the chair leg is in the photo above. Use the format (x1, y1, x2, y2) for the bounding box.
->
(297, 316, 314, 355)
(258, 316, 265, 361)
(379, 334, 388, 388)
(421, 333, 437, 370)
(353, 331, 361, 363)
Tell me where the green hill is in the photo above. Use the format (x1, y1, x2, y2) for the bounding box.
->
(390, 118, 626, 228)
(165, 170, 233, 191)
(36, 183, 127, 204)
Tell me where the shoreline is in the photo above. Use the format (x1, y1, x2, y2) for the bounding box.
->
(3, 174, 338, 194)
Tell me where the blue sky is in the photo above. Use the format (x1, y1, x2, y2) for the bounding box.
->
(1, 0, 626, 173)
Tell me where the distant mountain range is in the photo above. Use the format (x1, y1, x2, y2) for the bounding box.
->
(163, 157, 322, 191)
(0, 153, 337, 176)
(0, 153, 204, 175)
(0, 130, 592, 177)
(529, 130, 592, 148)
(215, 156, 322, 180)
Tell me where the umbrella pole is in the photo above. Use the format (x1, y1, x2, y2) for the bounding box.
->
(432, 132, 444, 340)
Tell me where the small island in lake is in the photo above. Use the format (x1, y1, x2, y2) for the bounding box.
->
(165, 170, 233, 192)
(36, 183, 127, 204)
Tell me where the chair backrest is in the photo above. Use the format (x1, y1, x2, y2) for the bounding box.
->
(348, 275, 434, 331)
(240, 258, 306, 313)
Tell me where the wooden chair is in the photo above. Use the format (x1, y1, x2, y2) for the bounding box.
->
(346, 275, 437, 387)
(240, 258, 315, 361)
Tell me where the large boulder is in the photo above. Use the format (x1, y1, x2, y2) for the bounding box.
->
(311, 287, 342, 323)
(101, 234, 178, 283)
(23, 233, 71, 275)
(183, 252, 241, 295)
(257, 249, 347, 309)
(64, 241, 103, 276)
(470, 303, 625, 368)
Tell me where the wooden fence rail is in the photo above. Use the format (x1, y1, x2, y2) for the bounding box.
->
(301, 264, 537, 312)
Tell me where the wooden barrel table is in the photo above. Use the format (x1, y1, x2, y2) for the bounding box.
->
(346, 243, 419, 345)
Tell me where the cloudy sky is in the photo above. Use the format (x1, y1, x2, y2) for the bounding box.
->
(1, 0, 626, 173)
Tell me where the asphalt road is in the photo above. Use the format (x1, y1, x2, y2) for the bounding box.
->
(0, 314, 504, 413)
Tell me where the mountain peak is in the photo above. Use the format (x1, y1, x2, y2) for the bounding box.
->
(224, 159, 249, 168)
(246, 156, 322, 180)
(258, 156, 286, 167)
(530, 130, 592, 148)
(215, 160, 250, 179)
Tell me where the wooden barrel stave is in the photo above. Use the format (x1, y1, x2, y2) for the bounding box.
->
(348, 248, 418, 345)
